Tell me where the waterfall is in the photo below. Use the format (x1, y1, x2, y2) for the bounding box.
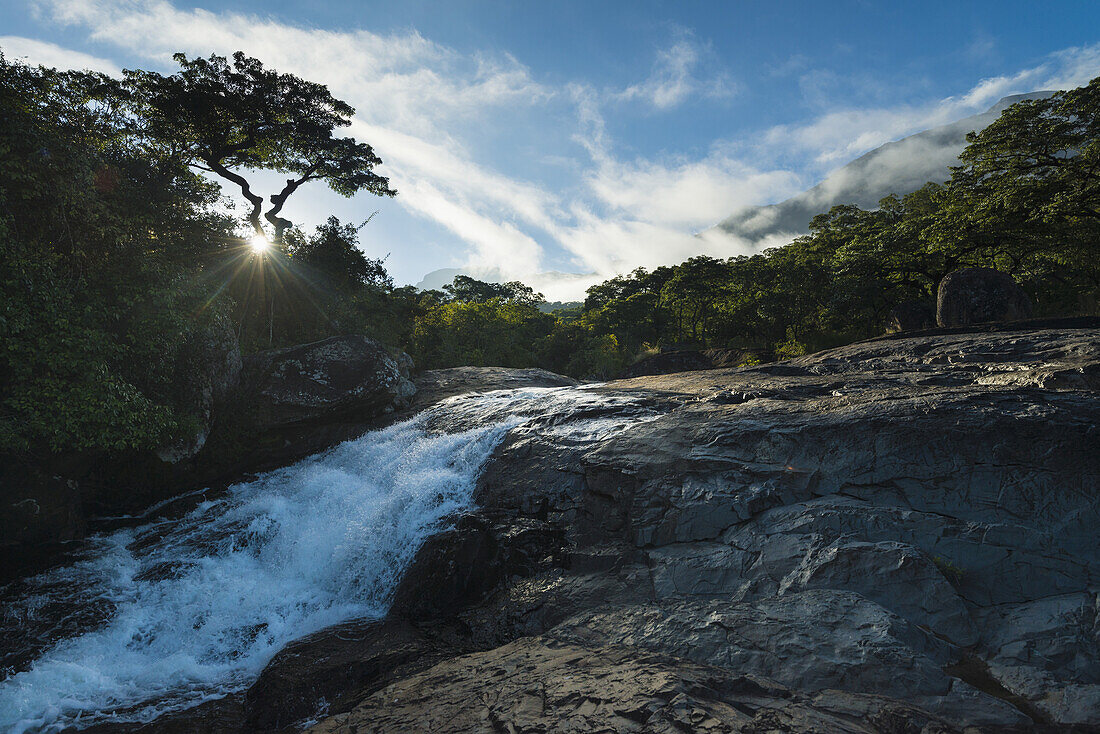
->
(0, 386, 658, 733)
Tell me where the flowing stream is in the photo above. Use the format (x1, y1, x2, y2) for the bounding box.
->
(0, 386, 658, 733)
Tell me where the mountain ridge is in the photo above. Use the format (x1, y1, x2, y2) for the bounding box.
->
(709, 91, 1054, 246)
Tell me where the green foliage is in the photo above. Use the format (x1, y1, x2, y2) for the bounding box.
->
(0, 49, 400, 458)
(123, 51, 396, 241)
(0, 54, 233, 454)
(443, 275, 544, 306)
(409, 277, 554, 369)
(551, 78, 1100, 372)
(774, 331, 808, 361)
(289, 216, 392, 291)
(936, 79, 1100, 312)
(933, 555, 966, 586)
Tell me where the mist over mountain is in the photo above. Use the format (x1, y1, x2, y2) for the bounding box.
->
(418, 92, 1054, 297)
(708, 92, 1053, 246)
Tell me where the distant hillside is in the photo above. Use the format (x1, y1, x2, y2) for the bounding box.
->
(709, 92, 1052, 246)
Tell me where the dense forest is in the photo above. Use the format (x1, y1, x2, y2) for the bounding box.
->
(2, 50, 1098, 460)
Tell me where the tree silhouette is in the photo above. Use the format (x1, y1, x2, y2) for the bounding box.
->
(124, 51, 396, 242)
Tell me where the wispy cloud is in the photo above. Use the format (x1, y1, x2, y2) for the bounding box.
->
(617, 34, 736, 110)
(583, 152, 800, 229)
(769, 44, 1100, 168)
(0, 35, 118, 73)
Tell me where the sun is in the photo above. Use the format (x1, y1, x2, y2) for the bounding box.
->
(249, 234, 270, 254)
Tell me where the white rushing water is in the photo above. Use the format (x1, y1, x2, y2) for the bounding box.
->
(0, 387, 658, 733)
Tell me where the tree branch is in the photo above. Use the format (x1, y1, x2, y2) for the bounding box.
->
(204, 157, 264, 236)
(264, 162, 322, 243)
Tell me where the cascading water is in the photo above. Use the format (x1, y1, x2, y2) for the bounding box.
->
(0, 386, 659, 733)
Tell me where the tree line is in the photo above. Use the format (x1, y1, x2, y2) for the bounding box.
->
(2, 49, 1097, 461)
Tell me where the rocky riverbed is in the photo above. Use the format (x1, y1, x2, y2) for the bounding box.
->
(7, 321, 1099, 733)
(269, 321, 1099, 733)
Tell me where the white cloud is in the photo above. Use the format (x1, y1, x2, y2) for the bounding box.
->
(768, 42, 1100, 170)
(584, 152, 801, 229)
(0, 35, 118, 73)
(618, 35, 736, 110)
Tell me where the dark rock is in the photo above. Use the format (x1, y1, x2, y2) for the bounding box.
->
(157, 315, 243, 463)
(0, 470, 84, 549)
(243, 619, 435, 733)
(309, 636, 970, 734)
(244, 334, 414, 429)
(388, 514, 502, 620)
(62, 695, 245, 733)
(703, 347, 766, 368)
(389, 514, 564, 621)
(189, 335, 418, 483)
(394, 350, 414, 379)
(621, 350, 713, 378)
(407, 366, 577, 414)
(36, 325, 1097, 732)
(936, 267, 1033, 327)
(885, 299, 935, 333)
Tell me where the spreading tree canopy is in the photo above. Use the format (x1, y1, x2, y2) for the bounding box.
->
(124, 52, 397, 242)
(950, 77, 1099, 225)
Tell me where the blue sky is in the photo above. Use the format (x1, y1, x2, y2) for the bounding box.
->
(2, 0, 1099, 298)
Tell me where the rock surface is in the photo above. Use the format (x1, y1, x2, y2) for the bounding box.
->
(243, 334, 414, 428)
(311, 636, 970, 734)
(936, 267, 1033, 327)
(186, 335, 419, 484)
(620, 349, 763, 378)
(407, 366, 577, 413)
(271, 321, 1100, 733)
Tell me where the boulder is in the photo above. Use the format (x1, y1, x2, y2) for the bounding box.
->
(243, 619, 438, 732)
(244, 335, 415, 429)
(936, 267, 1032, 327)
(885, 299, 935, 333)
(185, 335, 417, 479)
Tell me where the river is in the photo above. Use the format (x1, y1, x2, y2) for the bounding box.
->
(0, 386, 658, 733)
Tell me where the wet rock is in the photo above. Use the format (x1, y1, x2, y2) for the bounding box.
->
(0, 471, 84, 550)
(67, 695, 245, 733)
(389, 515, 503, 620)
(243, 619, 437, 733)
(273, 321, 1100, 732)
(389, 514, 564, 621)
(936, 267, 1033, 327)
(408, 366, 577, 413)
